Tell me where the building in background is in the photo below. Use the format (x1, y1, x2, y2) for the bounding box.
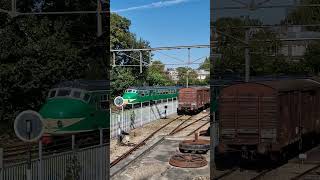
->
(196, 69, 209, 80)
(271, 26, 320, 61)
(166, 68, 179, 82)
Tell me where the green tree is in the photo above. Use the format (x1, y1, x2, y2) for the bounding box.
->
(303, 41, 320, 74)
(198, 57, 210, 71)
(110, 13, 151, 95)
(284, 0, 320, 32)
(111, 67, 136, 97)
(147, 61, 174, 86)
(0, 1, 109, 128)
(212, 17, 307, 78)
(284, 0, 320, 75)
(0, 16, 87, 126)
(176, 67, 198, 85)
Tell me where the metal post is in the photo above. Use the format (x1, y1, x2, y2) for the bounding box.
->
(149, 101, 151, 123)
(26, 120, 32, 180)
(97, 0, 102, 37)
(0, 148, 2, 169)
(113, 52, 116, 67)
(140, 51, 143, 74)
(187, 48, 191, 88)
(210, 112, 216, 177)
(11, 0, 16, 17)
(245, 29, 250, 82)
(110, 108, 112, 137)
(72, 134, 75, 150)
(172, 98, 174, 114)
(99, 128, 103, 180)
(38, 140, 42, 180)
(121, 106, 124, 131)
(0, 148, 3, 180)
(140, 102, 143, 127)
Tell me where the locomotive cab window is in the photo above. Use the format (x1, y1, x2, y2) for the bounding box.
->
(72, 90, 81, 98)
(100, 94, 109, 110)
(57, 89, 71, 97)
(83, 93, 91, 102)
(48, 90, 56, 98)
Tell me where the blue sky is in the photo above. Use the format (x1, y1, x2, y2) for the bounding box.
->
(110, 0, 294, 69)
(111, 0, 210, 69)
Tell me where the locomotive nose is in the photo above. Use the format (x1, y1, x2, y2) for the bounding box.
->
(39, 99, 87, 119)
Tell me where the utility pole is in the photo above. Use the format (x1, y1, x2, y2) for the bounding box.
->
(10, 0, 17, 17)
(186, 48, 191, 88)
(97, 0, 103, 37)
(210, 0, 216, 178)
(245, 28, 250, 82)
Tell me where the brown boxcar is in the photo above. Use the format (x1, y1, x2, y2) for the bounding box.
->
(178, 87, 210, 115)
(217, 79, 320, 160)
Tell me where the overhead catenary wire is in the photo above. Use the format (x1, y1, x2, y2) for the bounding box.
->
(211, 3, 320, 10)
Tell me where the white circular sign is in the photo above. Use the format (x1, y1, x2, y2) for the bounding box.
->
(114, 96, 124, 107)
(14, 110, 44, 142)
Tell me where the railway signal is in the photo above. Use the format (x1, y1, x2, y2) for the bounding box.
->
(14, 110, 44, 180)
(114, 96, 124, 107)
(14, 110, 44, 143)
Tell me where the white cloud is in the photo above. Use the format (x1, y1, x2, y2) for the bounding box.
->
(112, 0, 194, 13)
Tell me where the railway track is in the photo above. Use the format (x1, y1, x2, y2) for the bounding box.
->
(110, 115, 186, 167)
(214, 168, 239, 180)
(250, 168, 274, 180)
(110, 113, 210, 169)
(291, 164, 320, 180)
(169, 114, 209, 136)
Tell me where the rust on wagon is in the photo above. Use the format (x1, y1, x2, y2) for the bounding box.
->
(178, 87, 210, 115)
(217, 78, 320, 157)
(169, 154, 207, 168)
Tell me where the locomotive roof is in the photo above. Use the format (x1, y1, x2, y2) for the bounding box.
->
(180, 86, 209, 90)
(258, 78, 320, 91)
(53, 80, 110, 91)
(127, 86, 181, 90)
(210, 75, 313, 87)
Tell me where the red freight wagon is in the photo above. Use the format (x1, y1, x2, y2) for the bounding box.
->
(177, 87, 210, 115)
(217, 78, 320, 161)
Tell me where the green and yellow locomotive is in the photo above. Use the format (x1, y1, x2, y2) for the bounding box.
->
(122, 86, 179, 105)
(40, 80, 110, 144)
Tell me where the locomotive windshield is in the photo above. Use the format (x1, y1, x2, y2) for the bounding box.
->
(126, 89, 137, 93)
(48, 88, 91, 102)
(57, 89, 71, 97)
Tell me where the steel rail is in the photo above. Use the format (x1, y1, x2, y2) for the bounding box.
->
(171, 114, 209, 135)
(291, 164, 320, 180)
(110, 115, 184, 167)
(250, 168, 274, 180)
(187, 121, 210, 136)
(168, 116, 193, 135)
(213, 168, 239, 180)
